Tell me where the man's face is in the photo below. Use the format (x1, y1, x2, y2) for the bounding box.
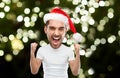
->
(44, 20, 67, 49)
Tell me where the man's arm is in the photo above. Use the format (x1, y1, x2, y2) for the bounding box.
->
(69, 44, 80, 76)
(30, 42, 42, 74)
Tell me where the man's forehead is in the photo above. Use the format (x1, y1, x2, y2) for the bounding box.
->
(48, 20, 66, 26)
(49, 19, 65, 24)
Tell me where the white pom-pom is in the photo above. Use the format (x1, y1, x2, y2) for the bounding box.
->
(73, 33, 82, 43)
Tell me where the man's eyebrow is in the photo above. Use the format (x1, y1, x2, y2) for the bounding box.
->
(59, 26, 65, 28)
(48, 25, 65, 27)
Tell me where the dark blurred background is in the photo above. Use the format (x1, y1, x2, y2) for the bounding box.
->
(0, 0, 120, 78)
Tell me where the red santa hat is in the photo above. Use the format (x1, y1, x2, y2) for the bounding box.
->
(43, 7, 82, 43)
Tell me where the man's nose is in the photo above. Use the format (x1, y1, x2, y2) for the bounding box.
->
(54, 29, 59, 35)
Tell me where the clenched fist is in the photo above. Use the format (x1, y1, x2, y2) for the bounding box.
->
(31, 42, 38, 54)
(74, 44, 80, 55)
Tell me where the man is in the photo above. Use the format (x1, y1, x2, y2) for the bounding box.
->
(30, 7, 81, 78)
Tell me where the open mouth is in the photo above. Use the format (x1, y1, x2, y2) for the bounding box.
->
(52, 36, 60, 42)
(50, 36, 62, 48)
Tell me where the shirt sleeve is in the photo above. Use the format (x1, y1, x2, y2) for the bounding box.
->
(36, 47, 43, 60)
(68, 49, 75, 61)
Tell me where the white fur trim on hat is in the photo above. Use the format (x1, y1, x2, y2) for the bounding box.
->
(43, 13, 68, 25)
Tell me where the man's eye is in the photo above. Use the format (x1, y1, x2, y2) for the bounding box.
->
(49, 27, 55, 30)
(59, 27, 65, 31)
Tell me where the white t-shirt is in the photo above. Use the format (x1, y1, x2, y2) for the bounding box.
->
(36, 44, 75, 78)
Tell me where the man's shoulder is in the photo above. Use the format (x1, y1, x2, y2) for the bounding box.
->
(38, 44, 50, 51)
(61, 44, 72, 51)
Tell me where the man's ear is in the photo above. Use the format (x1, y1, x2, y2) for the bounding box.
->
(44, 26, 47, 34)
(65, 26, 69, 33)
(65, 25, 69, 32)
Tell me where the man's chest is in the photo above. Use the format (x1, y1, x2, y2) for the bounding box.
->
(43, 52, 68, 65)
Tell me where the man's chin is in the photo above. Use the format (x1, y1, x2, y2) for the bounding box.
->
(50, 43, 61, 49)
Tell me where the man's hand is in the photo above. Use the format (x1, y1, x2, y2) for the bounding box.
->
(69, 43, 80, 76)
(74, 43, 80, 55)
(30, 42, 41, 75)
(31, 42, 38, 54)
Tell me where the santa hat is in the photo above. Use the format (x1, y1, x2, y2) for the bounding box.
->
(43, 7, 82, 43)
